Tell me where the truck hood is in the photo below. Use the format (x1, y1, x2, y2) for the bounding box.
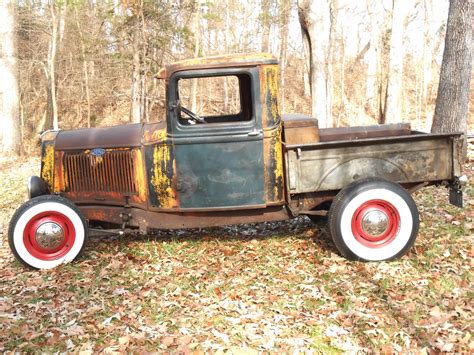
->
(53, 122, 167, 150)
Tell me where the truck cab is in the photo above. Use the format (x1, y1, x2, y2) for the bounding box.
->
(148, 53, 285, 210)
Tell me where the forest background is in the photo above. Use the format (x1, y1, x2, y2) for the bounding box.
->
(0, 0, 472, 155)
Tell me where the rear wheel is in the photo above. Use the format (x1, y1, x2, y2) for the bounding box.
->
(8, 195, 88, 269)
(328, 178, 419, 261)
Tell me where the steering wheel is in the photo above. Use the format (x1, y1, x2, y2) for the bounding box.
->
(181, 106, 206, 124)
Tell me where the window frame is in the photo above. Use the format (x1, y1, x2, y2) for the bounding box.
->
(177, 74, 243, 120)
(168, 68, 259, 137)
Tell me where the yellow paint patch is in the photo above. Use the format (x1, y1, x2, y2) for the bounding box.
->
(150, 144, 177, 208)
(41, 144, 55, 190)
(143, 125, 167, 144)
(53, 151, 65, 193)
(260, 65, 281, 128)
(134, 149, 147, 202)
(273, 128, 284, 199)
(151, 128, 167, 143)
(266, 65, 281, 125)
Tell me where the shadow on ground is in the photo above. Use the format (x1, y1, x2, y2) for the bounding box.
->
(87, 215, 340, 256)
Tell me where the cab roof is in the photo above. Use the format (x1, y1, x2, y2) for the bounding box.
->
(156, 53, 278, 79)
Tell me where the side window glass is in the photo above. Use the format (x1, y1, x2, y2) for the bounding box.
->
(177, 74, 253, 125)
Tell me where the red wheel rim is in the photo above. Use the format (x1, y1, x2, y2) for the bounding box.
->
(23, 211, 76, 260)
(351, 199, 400, 248)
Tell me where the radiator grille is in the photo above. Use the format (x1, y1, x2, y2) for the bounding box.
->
(63, 150, 138, 194)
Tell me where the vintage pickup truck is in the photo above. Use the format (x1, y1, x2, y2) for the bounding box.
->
(9, 53, 466, 269)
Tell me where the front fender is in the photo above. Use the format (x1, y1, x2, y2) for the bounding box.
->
(27, 176, 50, 199)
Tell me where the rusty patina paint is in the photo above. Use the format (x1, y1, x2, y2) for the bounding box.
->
(53, 151, 65, 193)
(157, 53, 278, 80)
(296, 193, 335, 213)
(134, 149, 148, 203)
(85, 208, 112, 222)
(272, 128, 284, 200)
(142, 123, 167, 144)
(40, 142, 55, 191)
(80, 206, 123, 224)
(282, 117, 320, 145)
(64, 191, 125, 202)
(55, 123, 142, 150)
(285, 133, 457, 194)
(263, 127, 284, 203)
(318, 123, 411, 142)
(79, 205, 290, 229)
(59, 147, 148, 206)
(259, 64, 284, 204)
(150, 143, 178, 208)
(142, 122, 172, 207)
(260, 65, 280, 128)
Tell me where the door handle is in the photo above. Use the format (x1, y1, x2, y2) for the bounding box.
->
(248, 129, 262, 137)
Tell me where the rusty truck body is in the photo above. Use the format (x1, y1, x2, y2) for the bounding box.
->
(9, 53, 466, 269)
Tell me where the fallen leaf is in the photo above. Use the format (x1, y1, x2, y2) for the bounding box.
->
(160, 336, 174, 348)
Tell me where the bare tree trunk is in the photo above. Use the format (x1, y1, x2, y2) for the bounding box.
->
(298, 0, 332, 127)
(223, 0, 230, 111)
(141, 70, 147, 122)
(140, 8, 149, 123)
(422, 0, 434, 118)
(337, 26, 345, 127)
(415, 67, 422, 125)
(129, 1, 146, 124)
(147, 47, 160, 121)
(191, 5, 201, 113)
(383, 0, 408, 124)
(431, 0, 472, 156)
(261, 0, 271, 52)
(242, 2, 251, 50)
(326, 0, 337, 126)
(130, 23, 142, 123)
(279, 0, 290, 113)
(0, 0, 21, 155)
(74, 6, 91, 128)
(365, 0, 382, 119)
(302, 30, 311, 97)
(47, 2, 59, 130)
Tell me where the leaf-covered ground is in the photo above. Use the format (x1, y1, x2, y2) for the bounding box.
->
(0, 156, 472, 353)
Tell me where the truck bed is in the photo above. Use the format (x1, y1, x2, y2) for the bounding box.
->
(284, 128, 463, 194)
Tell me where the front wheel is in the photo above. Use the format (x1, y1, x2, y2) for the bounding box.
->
(8, 195, 88, 269)
(328, 178, 419, 261)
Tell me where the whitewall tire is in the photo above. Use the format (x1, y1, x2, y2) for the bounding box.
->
(328, 178, 419, 261)
(8, 195, 88, 269)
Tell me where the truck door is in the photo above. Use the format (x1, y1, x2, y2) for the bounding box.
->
(169, 68, 265, 209)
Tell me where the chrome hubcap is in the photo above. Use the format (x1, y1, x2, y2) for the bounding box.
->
(35, 222, 65, 250)
(361, 210, 389, 237)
